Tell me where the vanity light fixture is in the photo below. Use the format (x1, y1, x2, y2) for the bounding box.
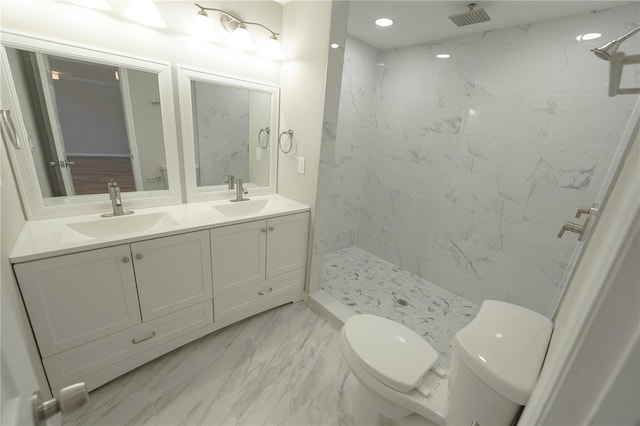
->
(190, 8, 218, 41)
(193, 4, 285, 60)
(66, 0, 111, 10)
(375, 17, 394, 27)
(124, 0, 166, 28)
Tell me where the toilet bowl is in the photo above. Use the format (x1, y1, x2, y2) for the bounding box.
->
(340, 300, 553, 426)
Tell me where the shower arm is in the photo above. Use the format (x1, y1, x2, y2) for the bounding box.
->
(605, 26, 640, 97)
(615, 25, 640, 43)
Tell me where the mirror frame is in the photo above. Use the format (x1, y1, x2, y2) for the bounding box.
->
(0, 30, 182, 219)
(177, 65, 279, 202)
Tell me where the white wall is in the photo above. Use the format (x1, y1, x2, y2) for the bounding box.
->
(316, 3, 640, 314)
(279, 0, 342, 294)
(1, 142, 51, 398)
(127, 69, 166, 191)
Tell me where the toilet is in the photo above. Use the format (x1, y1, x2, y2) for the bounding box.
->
(340, 300, 553, 426)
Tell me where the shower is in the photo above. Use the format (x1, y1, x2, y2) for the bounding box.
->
(592, 25, 640, 61)
(313, 2, 640, 362)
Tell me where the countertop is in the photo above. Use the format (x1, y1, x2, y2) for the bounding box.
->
(11, 194, 310, 263)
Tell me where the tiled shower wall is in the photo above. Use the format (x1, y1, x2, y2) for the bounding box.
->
(319, 4, 639, 315)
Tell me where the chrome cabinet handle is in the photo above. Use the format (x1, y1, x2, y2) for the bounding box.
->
(121, 256, 130, 263)
(135, 253, 144, 260)
(131, 331, 155, 344)
(258, 287, 273, 296)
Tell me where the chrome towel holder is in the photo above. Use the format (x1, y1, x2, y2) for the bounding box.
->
(279, 129, 293, 154)
(258, 127, 270, 149)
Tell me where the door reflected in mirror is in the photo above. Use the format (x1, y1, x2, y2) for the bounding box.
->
(5, 47, 168, 200)
(192, 81, 271, 188)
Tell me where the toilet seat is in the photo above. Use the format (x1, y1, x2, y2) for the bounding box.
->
(340, 323, 448, 425)
(342, 314, 439, 393)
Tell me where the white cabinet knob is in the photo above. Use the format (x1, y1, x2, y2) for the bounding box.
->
(135, 253, 144, 260)
(121, 256, 130, 263)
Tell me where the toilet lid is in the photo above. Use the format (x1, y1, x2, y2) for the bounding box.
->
(343, 314, 439, 393)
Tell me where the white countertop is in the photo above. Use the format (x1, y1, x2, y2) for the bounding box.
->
(11, 194, 310, 263)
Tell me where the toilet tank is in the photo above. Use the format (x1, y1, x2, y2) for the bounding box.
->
(445, 300, 553, 426)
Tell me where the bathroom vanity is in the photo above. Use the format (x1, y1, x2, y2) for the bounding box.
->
(10, 195, 310, 393)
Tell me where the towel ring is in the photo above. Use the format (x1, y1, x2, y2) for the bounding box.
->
(278, 129, 293, 154)
(258, 127, 270, 149)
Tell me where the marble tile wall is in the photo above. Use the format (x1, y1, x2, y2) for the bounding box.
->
(323, 37, 380, 254)
(194, 82, 250, 186)
(319, 4, 639, 315)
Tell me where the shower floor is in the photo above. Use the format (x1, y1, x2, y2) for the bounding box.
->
(321, 246, 479, 364)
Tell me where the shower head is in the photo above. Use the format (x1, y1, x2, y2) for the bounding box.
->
(592, 39, 621, 61)
(449, 3, 491, 27)
(592, 26, 640, 61)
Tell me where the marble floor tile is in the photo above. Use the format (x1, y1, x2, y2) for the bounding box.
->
(321, 246, 479, 364)
(63, 302, 357, 426)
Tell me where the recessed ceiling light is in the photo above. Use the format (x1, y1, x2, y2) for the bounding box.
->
(436, 53, 451, 59)
(576, 33, 602, 41)
(330, 43, 340, 49)
(375, 18, 394, 27)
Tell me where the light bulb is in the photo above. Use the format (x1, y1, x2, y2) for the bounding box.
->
(260, 36, 285, 60)
(124, 0, 166, 28)
(190, 10, 217, 40)
(229, 25, 255, 51)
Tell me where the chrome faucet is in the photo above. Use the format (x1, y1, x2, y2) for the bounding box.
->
(231, 177, 249, 202)
(102, 180, 134, 217)
(224, 175, 235, 190)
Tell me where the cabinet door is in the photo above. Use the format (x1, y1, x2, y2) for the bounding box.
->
(210, 220, 266, 296)
(14, 245, 141, 357)
(132, 231, 212, 321)
(266, 212, 309, 278)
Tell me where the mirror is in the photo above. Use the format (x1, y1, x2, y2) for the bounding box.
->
(0, 32, 181, 219)
(178, 67, 279, 202)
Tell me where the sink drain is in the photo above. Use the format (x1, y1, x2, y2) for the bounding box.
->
(396, 298, 409, 306)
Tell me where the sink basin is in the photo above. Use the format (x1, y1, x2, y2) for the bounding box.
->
(213, 199, 269, 217)
(66, 212, 178, 239)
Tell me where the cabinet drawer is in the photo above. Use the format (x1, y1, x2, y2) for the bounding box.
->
(214, 268, 304, 323)
(43, 301, 213, 390)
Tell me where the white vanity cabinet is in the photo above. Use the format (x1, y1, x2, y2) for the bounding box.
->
(14, 230, 214, 392)
(131, 231, 212, 321)
(14, 245, 142, 358)
(211, 212, 309, 322)
(11, 202, 310, 394)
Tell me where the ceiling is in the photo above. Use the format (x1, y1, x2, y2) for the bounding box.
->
(347, 1, 633, 50)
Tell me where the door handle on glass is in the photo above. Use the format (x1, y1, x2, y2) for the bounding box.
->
(558, 207, 595, 241)
(557, 222, 585, 240)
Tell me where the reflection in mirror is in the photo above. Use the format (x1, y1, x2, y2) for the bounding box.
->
(4, 47, 167, 201)
(192, 81, 271, 187)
